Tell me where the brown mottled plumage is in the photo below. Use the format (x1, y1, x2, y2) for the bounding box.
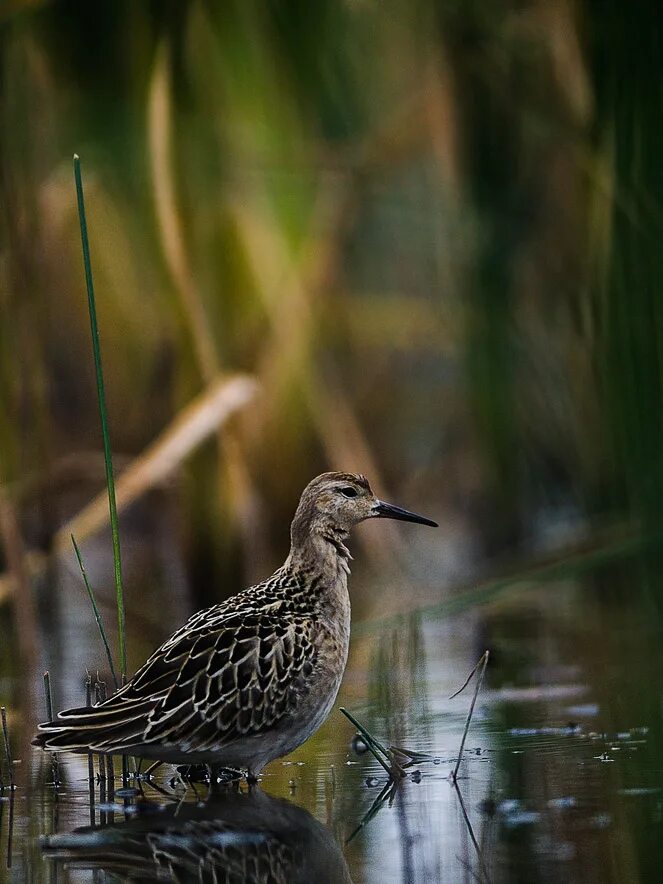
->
(34, 472, 436, 777)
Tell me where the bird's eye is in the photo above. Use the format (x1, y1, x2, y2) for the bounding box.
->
(339, 486, 358, 498)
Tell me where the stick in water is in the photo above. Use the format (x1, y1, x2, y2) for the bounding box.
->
(339, 707, 392, 776)
(452, 650, 489, 782)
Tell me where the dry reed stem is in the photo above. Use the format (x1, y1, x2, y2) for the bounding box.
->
(148, 42, 218, 381)
(230, 186, 404, 570)
(452, 650, 489, 782)
(148, 42, 265, 575)
(53, 374, 257, 553)
(0, 374, 258, 602)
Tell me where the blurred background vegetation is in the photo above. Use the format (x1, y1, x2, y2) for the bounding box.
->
(1, 0, 662, 683)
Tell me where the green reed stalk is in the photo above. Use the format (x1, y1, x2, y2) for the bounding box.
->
(339, 707, 392, 776)
(73, 154, 126, 683)
(72, 535, 119, 689)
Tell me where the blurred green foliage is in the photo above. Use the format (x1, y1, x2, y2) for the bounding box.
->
(1, 0, 662, 600)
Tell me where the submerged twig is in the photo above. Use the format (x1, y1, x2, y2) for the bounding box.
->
(73, 536, 119, 689)
(388, 746, 435, 765)
(452, 651, 489, 782)
(74, 154, 126, 683)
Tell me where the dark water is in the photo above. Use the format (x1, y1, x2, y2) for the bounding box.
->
(1, 545, 662, 883)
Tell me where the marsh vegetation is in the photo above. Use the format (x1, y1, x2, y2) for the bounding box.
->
(1, 1, 663, 881)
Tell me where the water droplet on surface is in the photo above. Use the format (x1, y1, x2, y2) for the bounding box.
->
(352, 734, 368, 755)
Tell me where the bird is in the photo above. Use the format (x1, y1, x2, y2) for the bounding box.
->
(42, 786, 354, 883)
(34, 472, 437, 780)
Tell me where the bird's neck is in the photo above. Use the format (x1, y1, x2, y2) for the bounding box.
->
(286, 523, 352, 580)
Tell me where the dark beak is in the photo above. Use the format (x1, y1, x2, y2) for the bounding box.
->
(373, 500, 438, 528)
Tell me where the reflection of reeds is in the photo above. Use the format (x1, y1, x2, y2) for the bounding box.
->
(366, 611, 431, 748)
(0, 491, 39, 710)
(42, 671, 59, 786)
(355, 521, 645, 634)
(1, 706, 14, 789)
(85, 673, 94, 799)
(452, 778, 491, 884)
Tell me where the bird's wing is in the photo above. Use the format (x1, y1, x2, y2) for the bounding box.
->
(70, 601, 317, 755)
(139, 605, 317, 752)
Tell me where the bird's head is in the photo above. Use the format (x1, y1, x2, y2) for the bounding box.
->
(290, 471, 437, 554)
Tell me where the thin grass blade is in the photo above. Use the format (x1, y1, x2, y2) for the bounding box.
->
(72, 535, 119, 689)
(339, 707, 391, 775)
(73, 154, 126, 682)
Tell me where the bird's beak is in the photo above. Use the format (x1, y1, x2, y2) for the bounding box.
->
(372, 500, 438, 528)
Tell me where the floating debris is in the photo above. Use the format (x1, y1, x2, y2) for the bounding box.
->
(507, 723, 581, 737)
(548, 796, 578, 810)
(565, 703, 600, 717)
(497, 798, 541, 827)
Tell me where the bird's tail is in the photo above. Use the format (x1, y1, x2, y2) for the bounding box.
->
(33, 696, 154, 754)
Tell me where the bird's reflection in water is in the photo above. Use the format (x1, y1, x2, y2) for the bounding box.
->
(43, 786, 353, 883)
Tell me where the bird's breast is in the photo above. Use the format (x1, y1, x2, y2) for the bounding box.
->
(311, 580, 351, 691)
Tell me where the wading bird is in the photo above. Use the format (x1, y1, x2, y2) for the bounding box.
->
(35, 472, 437, 780)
